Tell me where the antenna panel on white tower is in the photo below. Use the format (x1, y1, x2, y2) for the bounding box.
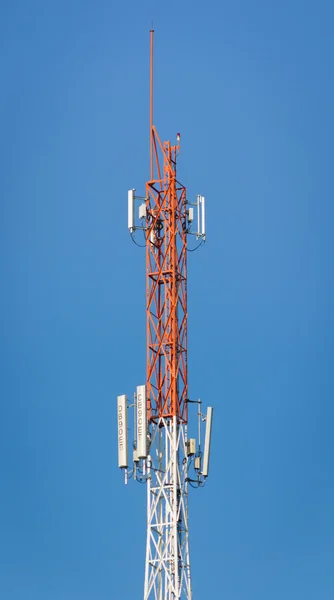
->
(117, 394, 128, 468)
(202, 406, 213, 477)
(136, 385, 147, 458)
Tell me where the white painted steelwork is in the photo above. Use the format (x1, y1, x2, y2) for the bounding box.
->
(144, 417, 192, 600)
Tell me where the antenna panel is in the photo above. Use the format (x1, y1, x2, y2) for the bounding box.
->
(128, 189, 135, 231)
(117, 394, 128, 468)
(136, 384, 147, 458)
(201, 196, 206, 239)
(202, 406, 213, 477)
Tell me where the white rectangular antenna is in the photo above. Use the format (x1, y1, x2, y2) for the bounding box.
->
(117, 394, 128, 468)
(201, 196, 206, 239)
(136, 384, 147, 458)
(128, 189, 135, 231)
(197, 195, 200, 238)
(202, 406, 213, 477)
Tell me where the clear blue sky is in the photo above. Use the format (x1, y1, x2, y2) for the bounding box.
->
(1, 0, 333, 598)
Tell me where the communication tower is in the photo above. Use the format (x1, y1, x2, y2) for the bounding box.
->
(117, 31, 213, 599)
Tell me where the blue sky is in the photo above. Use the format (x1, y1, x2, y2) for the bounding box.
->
(1, 0, 334, 598)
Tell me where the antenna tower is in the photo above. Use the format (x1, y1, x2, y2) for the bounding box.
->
(117, 31, 212, 600)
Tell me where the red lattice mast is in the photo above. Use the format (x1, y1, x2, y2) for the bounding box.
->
(146, 30, 188, 424)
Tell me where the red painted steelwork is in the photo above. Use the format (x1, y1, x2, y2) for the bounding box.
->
(146, 32, 188, 423)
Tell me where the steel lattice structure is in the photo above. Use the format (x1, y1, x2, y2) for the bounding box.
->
(144, 416, 191, 599)
(117, 30, 211, 600)
(146, 132, 188, 425)
(145, 32, 190, 596)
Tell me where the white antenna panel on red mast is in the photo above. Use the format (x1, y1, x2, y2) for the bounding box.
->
(201, 196, 206, 239)
(128, 189, 135, 231)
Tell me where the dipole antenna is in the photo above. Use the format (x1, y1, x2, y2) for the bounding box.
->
(118, 31, 211, 599)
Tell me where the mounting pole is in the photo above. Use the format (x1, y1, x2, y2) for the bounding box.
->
(150, 29, 154, 181)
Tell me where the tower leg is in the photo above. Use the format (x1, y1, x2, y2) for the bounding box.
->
(144, 418, 192, 600)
